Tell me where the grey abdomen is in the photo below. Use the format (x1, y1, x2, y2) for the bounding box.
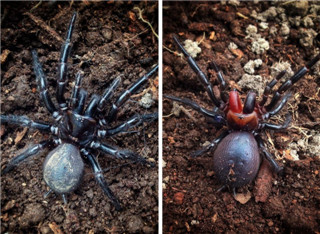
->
(43, 143, 84, 194)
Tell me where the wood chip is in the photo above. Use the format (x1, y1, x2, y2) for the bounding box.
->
(49, 222, 63, 234)
(211, 212, 218, 223)
(254, 160, 273, 202)
(1, 49, 10, 64)
(209, 31, 216, 40)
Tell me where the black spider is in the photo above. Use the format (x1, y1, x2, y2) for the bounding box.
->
(1, 12, 158, 211)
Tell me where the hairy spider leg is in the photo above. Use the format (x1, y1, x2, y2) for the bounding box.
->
(81, 149, 122, 211)
(57, 12, 77, 108)
(191, 131, 229, 157)
(164, 95, 225, 125)
(99, 112, 158, 137)
(266, 53, 320, 111)
(255, 135, 283, 173)
(89, 141, 154, 166)
(259, 70, 286, 107)
(107, 64, 159, 122)
(173, 35, 222, 108)
(32, 50, 58, 114)
(2, 140, 52, 174)
(0, 115, 52, 132)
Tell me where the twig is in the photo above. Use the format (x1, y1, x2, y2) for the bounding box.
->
(25, 12, 64, 44)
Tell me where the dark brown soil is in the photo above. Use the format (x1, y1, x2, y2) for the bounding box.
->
(1, 1, 158, 233)
(163, 2, 320, 233)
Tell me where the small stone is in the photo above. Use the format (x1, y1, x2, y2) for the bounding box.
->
(268, 220, 274, 227)
(280, 23, 290, 37)
(20, 203, 46, 228)
(246, 25, 257, 37)
(251, 38, 269, 54)
(299, 28, 317, 48)
(3, 200, 15, 211)
(101, 28, 113, 41)
(228, 42, 238, 50)
(238, 74, 265, 96)
(86, 189, 94, 199)
(142, 226, 154, 234)
(184, 39, 201, 58)
(127, 215, 144, 233)
(302, 16, 314, 28)
(259, 22, 269, 30)
(89, 207, 97, 217)
(139, 92, 154, 108)
(243, 59, 262, 74)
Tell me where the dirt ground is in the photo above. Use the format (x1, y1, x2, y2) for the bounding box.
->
(163, 1, 320, 233)
(1, 1, 158, 233)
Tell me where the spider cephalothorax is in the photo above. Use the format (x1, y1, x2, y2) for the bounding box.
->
(1, 12, 158, 211)
(166, 35, 320, 191)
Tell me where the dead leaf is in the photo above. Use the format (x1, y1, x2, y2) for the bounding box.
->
(211, 212, 218, 223)
(234, 191, 252, 204)
(49, 222, 63, 234)
(128, 11, 136, 21)
(230, 48, 244, 59)
(15, 127, 28, 144)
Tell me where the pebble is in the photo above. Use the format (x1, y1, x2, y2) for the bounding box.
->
(20, 203, 46, 228)
(126, 215, 144, 233)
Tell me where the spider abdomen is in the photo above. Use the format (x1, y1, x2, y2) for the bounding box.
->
(43, 143, 84, 194)
(213, 132, 260, 188)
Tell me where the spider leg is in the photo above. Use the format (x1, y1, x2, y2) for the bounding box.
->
(191, 131, 228, 158)
(90, 141, 154, 166)
(0, 115, 53, 132)
(164, 94, 226, 125)
(57, 12, 77, 108)
(266, 53, 320, 111)
(259, 113, 292, 130)
(259, 70, 286, 107)
(255, 135, 283, 173)
(263, 92, 292, 120)
(2, 140, 52, 174)
(81, 149, 122, 211)
(32, 50, 58, 114)
(62, 194, 68, 204)
(107, 65, 158, 122)
(97, 76, 122, 113)
(70, 71, 84, 109)
(98, 112, 157, 137)
(84, 95, 101, 118)
(208, 61, 229, 102)
(173, 35, 222, 108)
(73, 89, 88, 115)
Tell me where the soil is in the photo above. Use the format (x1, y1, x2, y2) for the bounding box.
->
(163, 2, 320, 233)
(1, 1, 158, 233)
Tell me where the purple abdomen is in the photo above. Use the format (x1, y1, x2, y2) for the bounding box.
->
(213, 131, 260, 188)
